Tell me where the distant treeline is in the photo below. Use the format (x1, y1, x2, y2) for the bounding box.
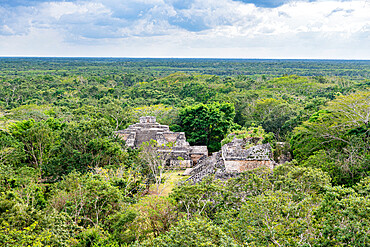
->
(1, 57, 369, 77)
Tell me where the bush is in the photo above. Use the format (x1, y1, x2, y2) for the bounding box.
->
(49, 172, 123, 227)
(222, 191, 317, 246)
(132, 195, 179, 242)
(143, 217, 236, 247)
(73, 227, 119, 247)
(314, 186, 370, 246)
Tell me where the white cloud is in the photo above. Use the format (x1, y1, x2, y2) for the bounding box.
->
(0, 0, 369, 58)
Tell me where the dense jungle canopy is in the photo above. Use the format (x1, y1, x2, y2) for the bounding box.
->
(0, 58, 369, 246)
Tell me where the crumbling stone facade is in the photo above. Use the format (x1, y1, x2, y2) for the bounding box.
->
(186, 135, 276, 183)
(115, 116, 208, 168)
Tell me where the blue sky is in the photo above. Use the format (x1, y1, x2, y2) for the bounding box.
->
(0, 0, 369, 59)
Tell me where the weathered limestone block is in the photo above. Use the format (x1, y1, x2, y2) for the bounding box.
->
(224, 160, 275, 173)
(156, 133, 168, 146)
(186, 152, 224, 183)
(163, 133, 180, 143)
(125, 132, 136, 147)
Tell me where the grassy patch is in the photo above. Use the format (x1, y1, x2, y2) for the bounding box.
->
(149, 170, 187, 196)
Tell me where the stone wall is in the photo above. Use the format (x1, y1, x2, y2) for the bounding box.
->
(224, 160, 275, 173)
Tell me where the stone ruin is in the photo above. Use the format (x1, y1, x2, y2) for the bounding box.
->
(114, 116, 208, 168)
(115, 116, 276, 182)
(185, 135, 276, 183)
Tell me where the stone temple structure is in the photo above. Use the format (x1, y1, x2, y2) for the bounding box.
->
(115, 116, 208, 168)
(116, 116, 277, 182)
(185, 135, 276, 183)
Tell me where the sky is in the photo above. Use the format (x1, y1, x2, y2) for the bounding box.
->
(0, 0, 369, 59)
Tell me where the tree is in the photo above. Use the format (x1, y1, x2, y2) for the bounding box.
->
(0, 131, 25, 166)
(245, 98, 296, 140)
(132, 196, 178, 241)
(129, 104, 178, 126)
(6, 104, 55, 122)
(291, 92, 370, 186)
(49, 172, 123, 227)
(9, 119, 56, 176)
(178, 102, 236, 152)
(99, 98, 131, 131)
(180, 82, 217, 103)
(46, 119, 126, 178)
(223, 191, 317, 246)
(170, 177, 225, 219)
(144, 217, 236, 247)
(314, 186, 370, 246)
(139, 141, 172, 195)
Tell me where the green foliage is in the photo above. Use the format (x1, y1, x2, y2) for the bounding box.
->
(131, 196, 179, 241)
(180, 81, 217, 103)
(5, 104, 55, 121)
(39, 210, 81, 246)
(291, 91, 370, 186)
(221, 126, 274, 146)
(314, 186, 370, 246)
(0, 165, 45, 210)
(244, 97, 297, 140)
(47, 119, 127, 178)
(0, 130, 25, 166)
(170, 177, 225, 219)
(138, 141, 172, 195)
(9, 119, 56, 174)
(93, 166, 145, 200)
(0, 221, 53, 247)
(222, 191, 318, 246)
(144, 217, 236, 247)
(49, 172, 124, 227)
(0, 58, 369, 246)
(273, 160, 331, 197)
(73, 227, 119, 247)
(219, 168, 274, 211)
(0, 189, 80, 246)
(353, 176, 370, 196)
(178, 102, 236, 152)
(99, 98, 130, 131)
(104, 209, 138, 244)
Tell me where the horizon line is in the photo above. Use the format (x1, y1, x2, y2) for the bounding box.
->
(0, 56, 369, 61)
